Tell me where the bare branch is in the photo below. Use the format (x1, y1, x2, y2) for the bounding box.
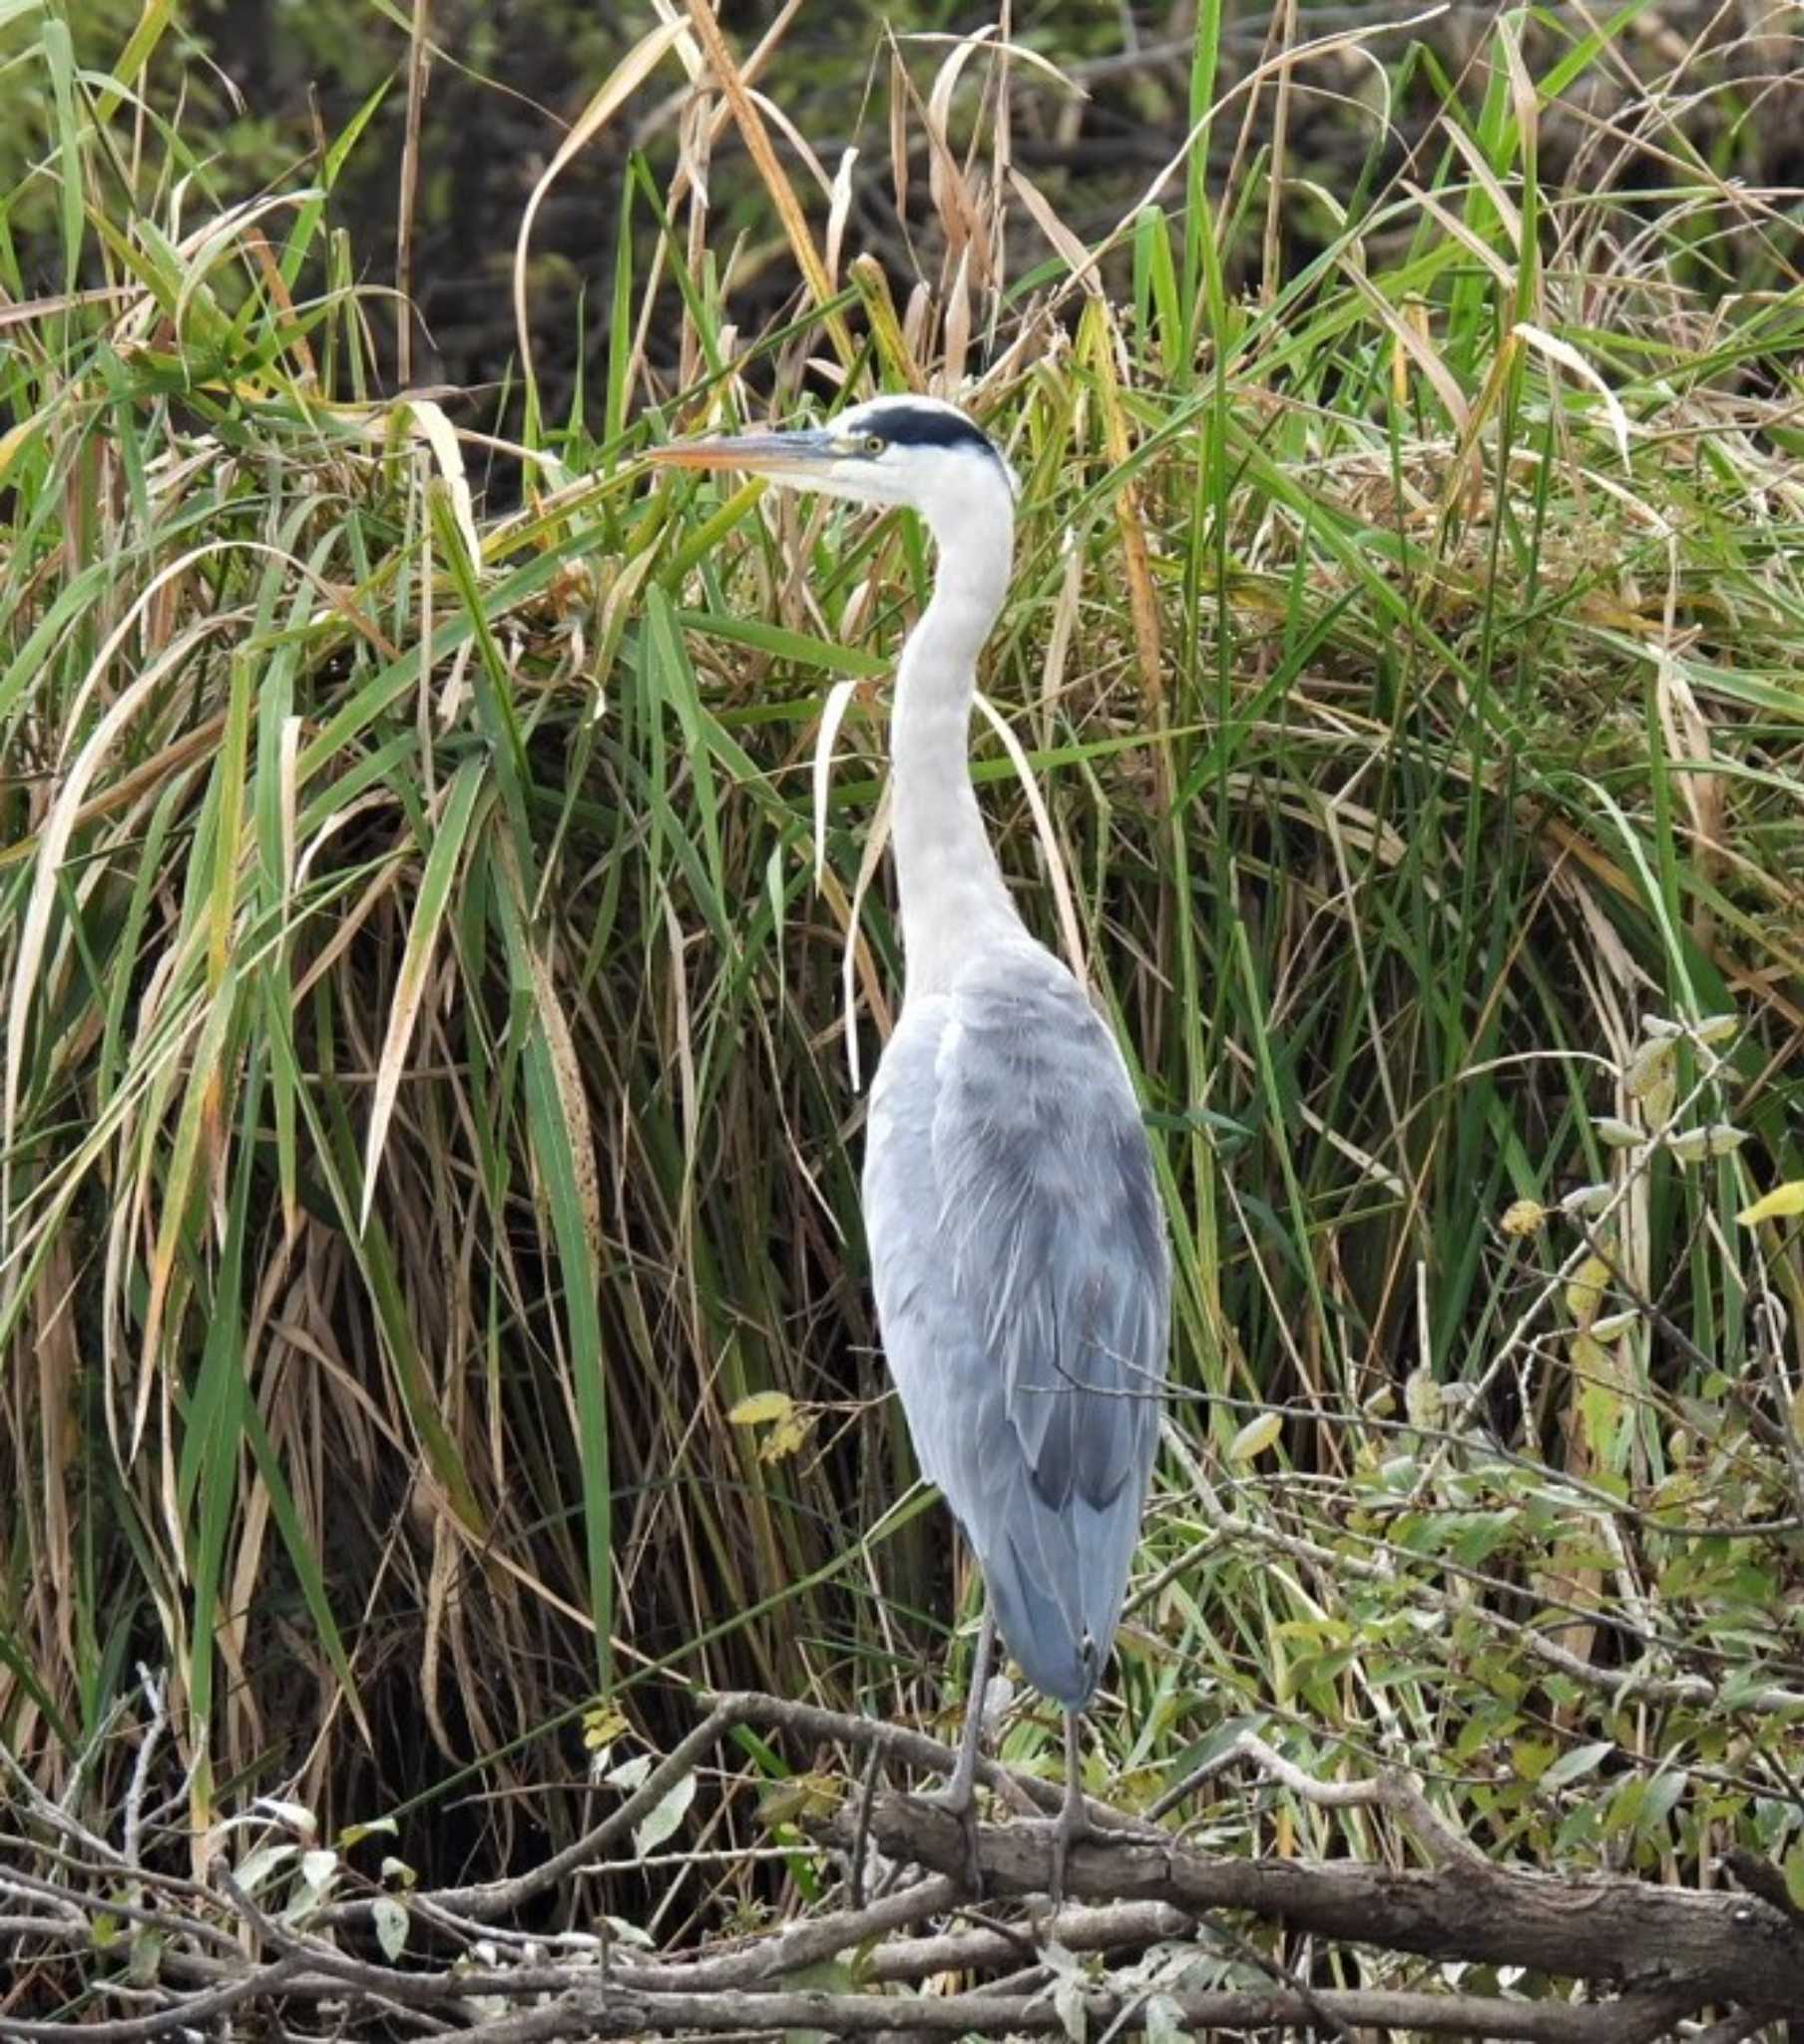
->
(859, 1900, 1189, 1981)
(1148, 1726, 1481, 1865)
(0, 1953, 313, 2043)
(456, 1979, 1694, 2044)
(828, 1793, 1804, 2017)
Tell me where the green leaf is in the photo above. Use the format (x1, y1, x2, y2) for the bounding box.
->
(1636, 1770, 1687, 1837)
(634, 1770, 696, 1858)
(1542, 1741, 1613, 1790)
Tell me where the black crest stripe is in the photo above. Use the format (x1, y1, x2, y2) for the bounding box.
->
(865, 404, 998, 456)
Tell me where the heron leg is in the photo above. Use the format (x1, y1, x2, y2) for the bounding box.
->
(1046, 1709, 1093, 1910)
(921, 1607, 994, 1892)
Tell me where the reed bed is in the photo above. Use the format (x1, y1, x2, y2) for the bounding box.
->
(1, 0, 1801, 1931)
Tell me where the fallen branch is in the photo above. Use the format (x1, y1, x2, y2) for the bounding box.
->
(833, 1792, 1803, 2016)
(1, 1689, 1795, 2044)
(460, 1979, 1693, 2044)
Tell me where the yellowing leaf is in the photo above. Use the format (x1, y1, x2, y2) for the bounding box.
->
(1500, 1198, 1546, 1237)
(1565, 1257, 1611, 1327)
(335, 1817, 397, 1849)
(1738, 1182, 1804, 1227)
(1228, 1412, 1283, 1463)
(1623, 1037, 1675, 1100)
(1578, 1370, 1625, 1467)
(757, 1409, 816, 1465)
(757, 1774, 843, 1828)
(1404, 1366, 1441, 1430)
(728, 1390, 794, 1427)
(0, 408, 45, 489)
(583, 1705, 629, 1752)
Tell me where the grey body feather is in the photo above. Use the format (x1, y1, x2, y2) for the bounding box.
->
(864, 934, 1169, 1708)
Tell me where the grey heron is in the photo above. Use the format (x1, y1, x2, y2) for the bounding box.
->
(650, 395, 1170, 1894)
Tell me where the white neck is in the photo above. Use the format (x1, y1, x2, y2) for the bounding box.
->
(889, 493, 1023, 996)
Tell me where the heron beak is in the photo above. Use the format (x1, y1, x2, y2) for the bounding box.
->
(646, 428, 843, 480)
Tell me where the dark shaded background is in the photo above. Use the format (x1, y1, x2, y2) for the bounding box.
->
(13, 1, 1796, 434)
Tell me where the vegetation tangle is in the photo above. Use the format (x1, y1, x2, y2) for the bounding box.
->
(1, 2, 1802, 2038)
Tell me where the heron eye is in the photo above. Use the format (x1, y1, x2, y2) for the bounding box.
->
(862, 433, 886, 455)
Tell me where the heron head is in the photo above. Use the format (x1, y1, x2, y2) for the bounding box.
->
(647, 394, 1017, 536)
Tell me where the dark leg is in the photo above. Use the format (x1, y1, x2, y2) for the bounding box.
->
(922, 1607, 995, 1891)
(1047, 1708, 1093, 1909)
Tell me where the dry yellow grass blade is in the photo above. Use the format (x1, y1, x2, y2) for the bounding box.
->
(922, 30, 992, 284)
(1513, 322, 1633, 468)
(0, 715, 228, 875)
(1439, 118, 1526, 258)
(939, 244, 972, 391)
(358, 765, 485, 1235)
(1037, 527, 1085, 751)
(1495, 10, 1542, 192)
(1401, 179, 1520, 291)
(888, 42, 909, 231)
(397, 399, 483, 563)
(849, 254, 924, 387)
(511, 15, 691, 436)
(1260, 0, 1301, 302)
(972, 691, 1086, 987)
(30, 1243, 80, 1691)
(1343, 261, 1471, 432)
(1655, 654, 1725, 952)
(170, 192, 322, 338)
(811, 676, 865, 890)
(835, 780, 893, 1093)
(3, 548, 253, 1219)
(680, 0, 853, 367)
(1084, 305, 1167, 801)
(812, 848, 894, 1067)
(654, 0, 805, 210)
(823, 146, 858, 293)
(1008, 165, 1099, 294)
(530, 942, 605, 1272)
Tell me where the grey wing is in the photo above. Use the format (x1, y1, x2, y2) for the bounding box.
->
(862, 941, 1169, 1709)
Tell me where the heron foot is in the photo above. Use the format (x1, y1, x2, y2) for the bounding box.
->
(1020, 1782, 1094, 1910)
(919, 1781, 985, 1896)
(918, 1610, 996, 1896)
